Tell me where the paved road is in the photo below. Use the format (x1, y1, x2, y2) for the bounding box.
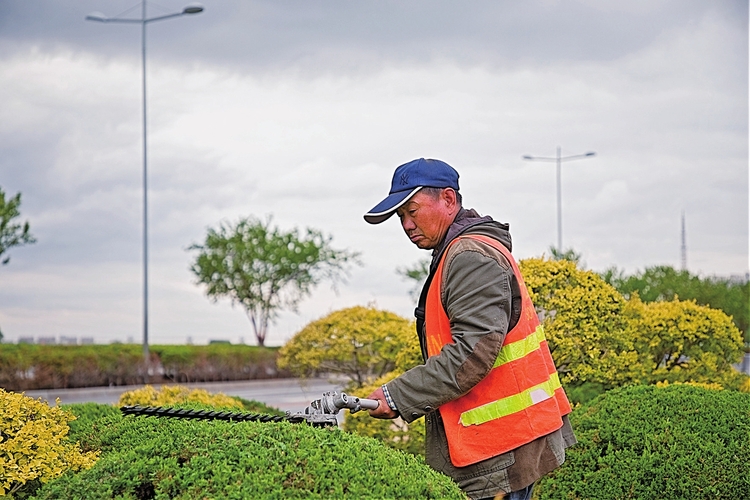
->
(23, 377, 347, 413)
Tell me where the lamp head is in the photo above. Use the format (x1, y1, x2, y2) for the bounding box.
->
(85, 12, 108, 22)
(183, 3, 204, 14)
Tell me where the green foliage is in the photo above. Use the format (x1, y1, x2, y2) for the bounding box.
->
(61, 403, 121, 444)
(32, 409, 466, 499)
(0, 390, 98, 498)
(189, 216, 360, 346)
(0, 187, 36, 266)
(537, 385, 750, 499)
(519, 258, 643, 388)
(278, 306, 415, 388)
(0, 344, 281, 391)
(397, 258, 430, 302)
(0, 344, 145, 391)
(547, 245, 583, 265)
(153, 344, 284, 383)
(603, 264, 749, 343)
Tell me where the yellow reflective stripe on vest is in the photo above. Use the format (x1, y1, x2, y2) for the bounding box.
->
(459, 372, 563, 426)
(492, 325, 546, 369)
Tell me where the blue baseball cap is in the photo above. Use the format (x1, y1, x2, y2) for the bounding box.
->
(364, 158, 460, 224)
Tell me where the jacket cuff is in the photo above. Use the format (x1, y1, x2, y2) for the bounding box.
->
(381, 384, 398, 411)
(385, 379, 435, 424)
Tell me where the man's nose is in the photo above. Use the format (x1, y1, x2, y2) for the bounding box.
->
(401, 217, 416, 231)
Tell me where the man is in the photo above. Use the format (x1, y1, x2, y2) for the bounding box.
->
(363, 158, 576, 500)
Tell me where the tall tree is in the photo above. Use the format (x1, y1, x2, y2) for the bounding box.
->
(0, 187, 35, 266)
(189, 216, 359, 346)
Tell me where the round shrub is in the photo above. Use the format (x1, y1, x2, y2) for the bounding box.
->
(537, 384, 750, 499)
(0, 389, 98, 497)
(117, 384, 245, 410)
(31, 412, 466, 499)
(277, 306, 415, 388)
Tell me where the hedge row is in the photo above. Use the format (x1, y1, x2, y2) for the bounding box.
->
(10, 384, 749, 499)
(0, 344, 289, 391)
(537, 384, 750, 499)
(28, 403, 466, 499)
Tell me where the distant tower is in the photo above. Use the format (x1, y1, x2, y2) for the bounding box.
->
(680, 211, 687, 271)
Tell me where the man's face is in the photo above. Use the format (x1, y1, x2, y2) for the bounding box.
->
(396, 189, 458, 250)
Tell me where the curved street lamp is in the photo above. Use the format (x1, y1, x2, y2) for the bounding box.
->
(86, 2, 204, 362)
(523, 147, 596, 253)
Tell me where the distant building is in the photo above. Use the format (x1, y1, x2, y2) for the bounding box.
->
(18, 337, 34, 344)
(80, 337, 95, 345)
(60, 336, 78, 345)
(209, 339, 231, 345)
(37, 337, 57, 345)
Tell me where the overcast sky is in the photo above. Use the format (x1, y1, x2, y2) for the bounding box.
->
(1, 0, 747, 346)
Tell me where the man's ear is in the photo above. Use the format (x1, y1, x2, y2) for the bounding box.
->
(441, 188, 458, 212)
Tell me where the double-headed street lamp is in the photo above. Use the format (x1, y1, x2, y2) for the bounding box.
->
(523, 147, 596, 253)
(86, 2, 204, 362)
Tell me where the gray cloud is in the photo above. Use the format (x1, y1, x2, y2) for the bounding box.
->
(0, 0, 746, 346)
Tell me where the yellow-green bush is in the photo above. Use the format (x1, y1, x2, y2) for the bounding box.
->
(627, 296, 745, 389)
(519, 257, 643, 387)
(278, 306, 415, 388)
(117, 385, 245, 410)
(0, 389, 98, 497)
(278, 306, 427, 454)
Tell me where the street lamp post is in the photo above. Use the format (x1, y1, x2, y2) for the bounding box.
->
(523, 147, 596, 253)
(86, 2, 204, 362)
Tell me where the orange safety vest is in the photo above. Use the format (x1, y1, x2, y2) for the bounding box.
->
(425, 234, 572, 467)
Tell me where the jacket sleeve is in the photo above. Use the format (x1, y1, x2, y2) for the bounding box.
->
(385, 243, 513, 423)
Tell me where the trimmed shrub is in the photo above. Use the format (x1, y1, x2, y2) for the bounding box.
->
(31, 411, 466, 499)
(117, 384, 246, 410)
(278, 306, 414, 388)
(0, 390, 98, 497)
(537, 384, 750, 499)
(61, 402, 121, 444)
(154, 344, 285, 382)
(0, 344, 284, 391)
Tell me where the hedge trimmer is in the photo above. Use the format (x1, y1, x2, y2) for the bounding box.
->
(120, 391, 380, 427)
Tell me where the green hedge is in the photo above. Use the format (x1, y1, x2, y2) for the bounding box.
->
(30, 404, 465, 500)
(154, 344, 282, 383)
(537, 384, 750, 499)
(0, 344, 286, 391)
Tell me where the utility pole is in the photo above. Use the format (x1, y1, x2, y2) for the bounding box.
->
(86, 2, 204, 361)
(681, 211, 687, 271)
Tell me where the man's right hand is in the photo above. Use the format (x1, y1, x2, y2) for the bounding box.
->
(365, 386, 398, 419)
